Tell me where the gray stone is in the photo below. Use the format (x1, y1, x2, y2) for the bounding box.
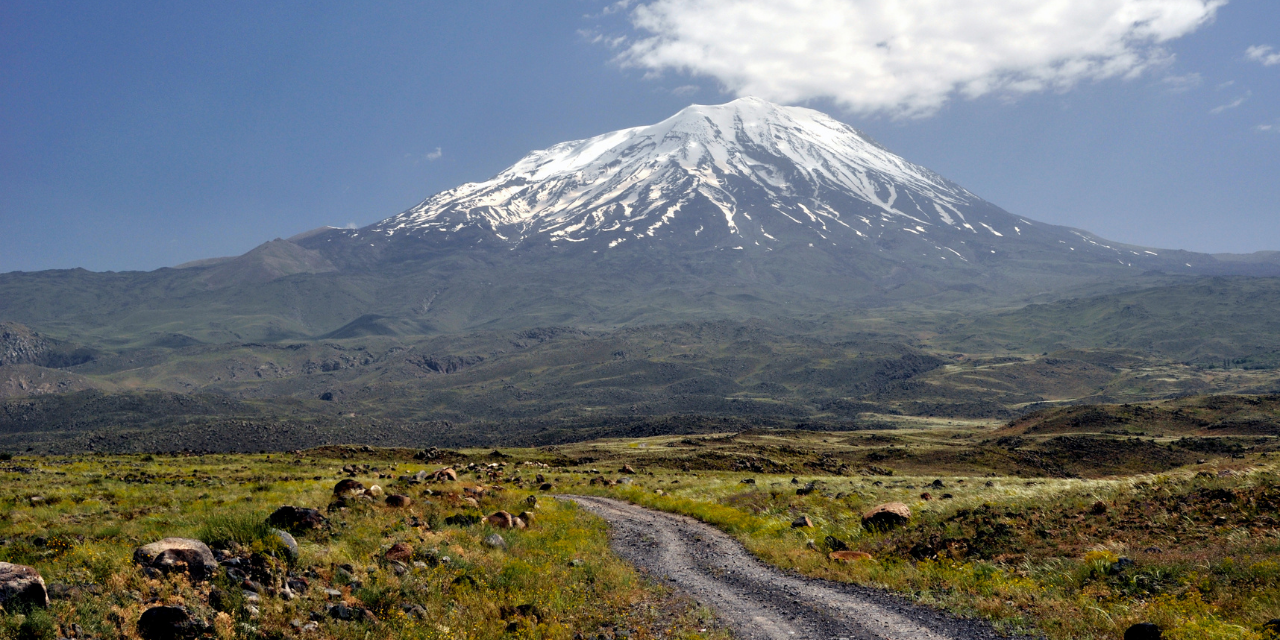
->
(0, 561, 48, 610)
(271, 529, 299, 560)
(133, 538, 218, 581)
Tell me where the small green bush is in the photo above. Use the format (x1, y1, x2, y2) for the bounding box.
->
(16, 608, 56, 640)
(198, 513, 274, 548)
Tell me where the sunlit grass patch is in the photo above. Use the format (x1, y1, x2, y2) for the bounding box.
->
(0, 450, 726, 640)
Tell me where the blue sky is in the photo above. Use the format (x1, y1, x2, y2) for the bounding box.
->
(1, 0, 1277, 272)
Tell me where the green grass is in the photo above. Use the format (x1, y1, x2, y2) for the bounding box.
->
(0, 451, 725, 640)
(5, 426, 1280, 639)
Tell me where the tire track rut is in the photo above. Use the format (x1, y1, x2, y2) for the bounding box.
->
(565, 495, 1020, 640)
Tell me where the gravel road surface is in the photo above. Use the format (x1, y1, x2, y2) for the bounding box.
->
(565, 495, 1022, 640)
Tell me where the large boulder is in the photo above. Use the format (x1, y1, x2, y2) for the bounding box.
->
(333, 479, 366, 498)
(861, 503, 912, 531)
(485, 511, 522, 529)
(433, 468, 458, 482)
(385, 494, 413, 508)
(133, 538, 218, 581)
(271, 529, 298, 560)
(0, 562, 48, 610)
(137, 606, 206, 640)
(384, 543, 413, 563)
(266, 506, 326, 532)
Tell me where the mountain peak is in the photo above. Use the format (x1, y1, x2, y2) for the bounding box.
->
(370, 98, 982, 249)
(351, 99, 1187, 275)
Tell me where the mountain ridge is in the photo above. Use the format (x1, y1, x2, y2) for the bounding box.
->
(0, 98, 1276, 349)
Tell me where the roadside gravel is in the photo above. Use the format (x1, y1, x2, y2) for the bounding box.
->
(565, 495, 1028, 640)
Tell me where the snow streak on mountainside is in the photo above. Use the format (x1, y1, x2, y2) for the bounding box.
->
(353, 97, 1181, 268)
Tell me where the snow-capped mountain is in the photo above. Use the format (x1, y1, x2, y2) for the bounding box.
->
(348, 97, 1175, 270)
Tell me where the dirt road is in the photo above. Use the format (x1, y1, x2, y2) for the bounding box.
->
(565, 495, 1021, 640)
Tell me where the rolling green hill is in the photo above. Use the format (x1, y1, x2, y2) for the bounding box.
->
(935, 276, 1280, 368)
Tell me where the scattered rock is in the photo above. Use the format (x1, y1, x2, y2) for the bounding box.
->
(824, 536, 848, 552)
(385, 543, 413, 563)
(1090, 501, 1108, 515)
(462, 497, 480, 508)
(434, 468, 458, 482)
(486, 511, 523, 529)
(328, 603, 355, 621)
(525, 495, 539, 508)
(137, 606, 204, 640)
(1124, 622, 1162, 640)
(920, 492, 933, 501)
(1109, 557, 1135, 575)
(862, 503, 911, 531)
(208, 588, 231, 613)
(517, 511, 535, 526)
(620, 464, 636, 474)
(483, 533, 507, 550)
(829, 551, 874, 562)
(366, 485, 384, 497)
(539, 483, 554, 491)
(792, 516, 814, 528)
(0, 562, 48, 609)
(267, 506, 327, 532)
(333, 479, 366, 498)
(929, 479, 945, 489)
(384, 494, 412, 508)
(133, 538, 218, 581)
(271, 529, 299, 560)
(1262, 619, 1280, 635)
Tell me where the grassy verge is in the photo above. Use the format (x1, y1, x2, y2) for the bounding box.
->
(568, 465, 1280, 639)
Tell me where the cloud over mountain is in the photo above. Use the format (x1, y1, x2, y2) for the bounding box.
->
(622, 0, 1226, 116)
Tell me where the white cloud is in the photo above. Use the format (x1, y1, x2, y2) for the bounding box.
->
(671, 84, 700, 96)
(620, 0, 1226, 116)
(1246, 45, 1280, 66)
(1257, 123, 1279, 134)
(1210, 90, 1250, 114)
(425, 147, 443, 161)
(1161, 72, 1202, 93)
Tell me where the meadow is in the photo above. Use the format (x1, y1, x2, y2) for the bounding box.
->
(0, 449, 724, 640)
(3, 419, 1280, 640)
